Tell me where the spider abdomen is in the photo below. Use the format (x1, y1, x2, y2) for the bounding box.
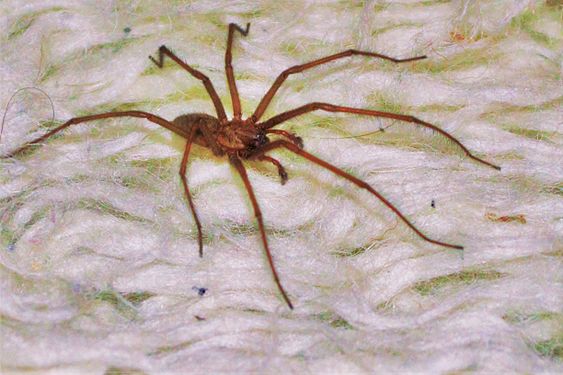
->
(173, 113, 223, 155)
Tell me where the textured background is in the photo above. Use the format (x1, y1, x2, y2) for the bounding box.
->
(1, 0, 562, 374)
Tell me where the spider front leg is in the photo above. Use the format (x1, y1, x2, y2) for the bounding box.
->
(252, 49, 426, 122)
(252, 140, 465, 250)
(260, 102, 501, 170)
(149, 45, 228, 122)
(230, 155, 294, 309)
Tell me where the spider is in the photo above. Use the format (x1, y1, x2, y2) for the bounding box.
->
(1, 23, 500, 309)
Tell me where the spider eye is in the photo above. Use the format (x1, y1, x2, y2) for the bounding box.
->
(254, 133, 268, 147)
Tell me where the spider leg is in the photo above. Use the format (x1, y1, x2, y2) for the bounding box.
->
(256, 155, 288, 185)
(180, 125, 204, 257)
(229, 155, 294, 309)
(251, 49, 426, 122)
(149, 45, 227, 122)
(252, 140, 465, 250)
(259, 102, 500, 171)
(1, 111, 186, 159)
(225, 23, 250, 120)
(265, 129, 304, 149)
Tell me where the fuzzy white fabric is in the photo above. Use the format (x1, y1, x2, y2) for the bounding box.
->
(1, 0, 562, 374)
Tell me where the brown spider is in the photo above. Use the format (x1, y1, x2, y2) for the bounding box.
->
(2, 23, 500, 309)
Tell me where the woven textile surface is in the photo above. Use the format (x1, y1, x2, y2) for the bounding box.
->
(1, 1, 562, 373)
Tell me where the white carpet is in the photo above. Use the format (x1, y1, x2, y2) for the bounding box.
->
(1, 0, 562, 373)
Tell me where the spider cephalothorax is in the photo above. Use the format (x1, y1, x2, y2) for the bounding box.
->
(215, 120, 270, 153)
(1, 23, 500, 310)
(173, 114, 275, 161)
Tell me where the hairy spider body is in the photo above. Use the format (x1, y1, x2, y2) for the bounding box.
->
(172, 114, 270, 155)
(1, 23, 500, 310)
